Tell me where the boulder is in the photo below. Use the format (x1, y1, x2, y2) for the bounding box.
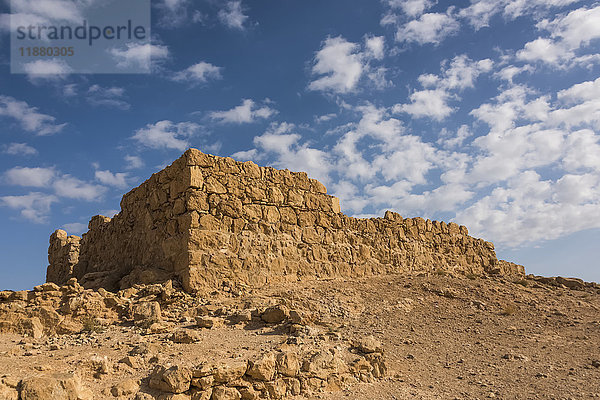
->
(246, 353, 276, 381)
(150, 365, 193, 393)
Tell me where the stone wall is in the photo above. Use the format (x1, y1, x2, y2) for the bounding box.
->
(47, 149, 524, 292)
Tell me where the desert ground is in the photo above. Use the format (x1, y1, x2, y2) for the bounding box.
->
(1, 272, 599, 399)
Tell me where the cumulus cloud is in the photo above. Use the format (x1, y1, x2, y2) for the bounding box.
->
(218, 0, 249, 30)
(517, 5, 600, 68)
(94, 170, 129, 189)
(394, 55, 492, 120)
(0, 192, 58, 223)
(0, 95, 66, 135)
(22, 59, 72, 82)
(2, 143, 38, 156)
(172, 62, 223, 84)
(459, 0, 580, 30)
(108, 43, 169, 72)
(124, 155, 144, 170)
(394, 11, 460, 45)
(3, 166, 56, 187)
(308, 35, 387, 94)
(132, 120, 201, 151)
(208, 99, 277, 124)
(52, 175, 107, 201)
(384, 0, 434, 17)
(86, 85, 130, 110)
(394, 89, 453, 120)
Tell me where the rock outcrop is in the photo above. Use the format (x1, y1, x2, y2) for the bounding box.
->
(47, 148, 524, 292)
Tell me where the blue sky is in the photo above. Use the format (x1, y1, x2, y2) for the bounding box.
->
(1, 0, 600, 290)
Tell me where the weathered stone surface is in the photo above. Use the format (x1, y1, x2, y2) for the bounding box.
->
(132, 301, 162, 327)
(211, 386, 241, 400)
(20, 373, 89, 400)
(47, 148, 524, 293)
(261, 305, 289, 324)
(150, 365, 193, 393)
(246, 353, 276, 381)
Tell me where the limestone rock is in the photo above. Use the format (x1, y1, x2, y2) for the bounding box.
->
(171, 329, 202, 344)
(111, 379, 140, 397)
(246, 353, 276, 381)
(150, 365, 193, 393)
(276, 351, 300, 377)
(132, 301, 162, 327)
(211, 386, 241, 400)
(20, 373, 89, 400)
(261, 305, 289, 324)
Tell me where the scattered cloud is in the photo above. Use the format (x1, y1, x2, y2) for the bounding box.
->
(22, 59, 72, 82)
(394, 11, 460, 45)
(52, 175, 107, 201)
(94, 170, 129, 189)
(517, 5, 600, 68)
(124, 155, 145, 170)
(208, 99, 277, 124)
(3, 166, 56, 187)
(384, 0, 434, 17)
(394, 55, 492, 120)
(86, 85, 130, 110)
(132, 120, 201, 151)
(0, 192, 58, 223)
(108, 43, 169, 72)
(218, 0, 249, 30)
(0, 95, 66, 135)
(459, 0, 581, 30)
(308, 35, 387, 94)
(2, 143, 38, 156)
(172, 62, 223, 84)
(394, 89, 453, 120)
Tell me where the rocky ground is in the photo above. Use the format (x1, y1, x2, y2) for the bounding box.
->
(1, 272, 599, 399)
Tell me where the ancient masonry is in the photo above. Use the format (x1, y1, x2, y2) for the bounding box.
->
(47, 149, 524, 292)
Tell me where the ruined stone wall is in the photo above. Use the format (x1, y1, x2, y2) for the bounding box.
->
(47, 149, 524, 292)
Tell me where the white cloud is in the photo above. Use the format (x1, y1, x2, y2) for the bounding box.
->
(218, 0, 249, 30)
(0, 192, 57, 223)
(459, 0, 580, 30)
(157, 0, 191, 28)
(517, 5, 600, 68)
(9, 0, 84, 23)
(124, 155, 144, 169)
(86, 85, 130, 110)
(95, 170, 129, 188)
(384, 0, 434, 17)
(108, 43, 169, 72)
(308, 35, 387, 94)
(53, 175, 107, 201)
(395, 12, 460, 45)
(365, 35, 385, 60)
(3, 143, 38, 156)
(4, 166, 56, 187)
(315, 113, 337, 123)
(308, 36, 364, 94)
(172, 62, 223, 84)
(22, 59, 72, 82)
(437, 125, 473, 149)
(132, 120, 201, 151)
(394, 89, 453, 120)
(394, 55, 492, 121)
(208, 99, 277, 124)
(0, 95, 66, 135)
(62, 222, 88, 234)
(557, 76, 600, 104)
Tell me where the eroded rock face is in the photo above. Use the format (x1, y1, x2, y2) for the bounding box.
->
(47, 148, 524, 292)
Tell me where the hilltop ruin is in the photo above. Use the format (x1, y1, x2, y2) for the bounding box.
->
(46, 149, 524, 292)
